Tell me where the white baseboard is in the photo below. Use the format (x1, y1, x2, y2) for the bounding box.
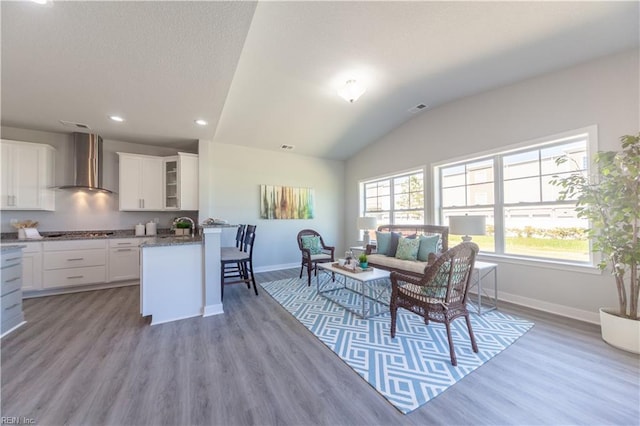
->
(498, 290, 600, 324)
(150, 312, 201, 326)
(23, 280, 139, 299)
(254, 262, 299, 273)
(1, 321, 26, 339)
(203, 303, 224, 317)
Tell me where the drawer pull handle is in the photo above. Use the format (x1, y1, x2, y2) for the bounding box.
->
(116, 243, 132, 246)
(5, 303, 20, 310)
(117, 248, 133, 252)
(5, 277, 20, 283)
(67, 258, 84, 261)
(67, 275, 84, 279)
(5, 257, 20, 262)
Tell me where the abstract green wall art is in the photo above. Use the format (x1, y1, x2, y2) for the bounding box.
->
(260, 185, 315, 219)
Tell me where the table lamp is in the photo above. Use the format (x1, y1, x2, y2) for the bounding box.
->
(357, 216, 377, 246)
(449, 215, 486, 242)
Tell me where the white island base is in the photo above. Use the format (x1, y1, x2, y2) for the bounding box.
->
(141, 243, 203, 325)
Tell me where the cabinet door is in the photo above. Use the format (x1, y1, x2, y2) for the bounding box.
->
(22, 252, 43, 292)
(108, 247, 140, 282)
(178, 154, 199, 210)
(164, 158, 179, 210)
(14, 144, 41, 208)
(140, 157, 163, 210)
(119, 155, 143, 210)
(1, 143, 13, 209)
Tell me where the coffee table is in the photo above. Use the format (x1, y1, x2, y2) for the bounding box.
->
(316, 263, 391, 319)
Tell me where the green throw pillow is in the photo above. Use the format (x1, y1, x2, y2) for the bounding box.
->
(301, 235, 322, 255)
(417, 235, 440, 261)
(376, 232, 391, 254)
(395, 236, 420, 261)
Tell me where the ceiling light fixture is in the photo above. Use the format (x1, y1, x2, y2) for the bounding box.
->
(109, 115, 124, 122)
(194, 119, 208, 126)
(338, 79, 366, 103)
(32, 0, 49, 4)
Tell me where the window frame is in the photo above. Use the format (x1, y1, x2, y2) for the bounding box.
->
(359, 167, 427, 229)
(432, 125, 599, 269)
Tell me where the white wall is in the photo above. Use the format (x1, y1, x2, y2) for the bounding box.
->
(345, 49, 639, 322)
(1, 126, 197, 232)
(201, 142, 345, 272)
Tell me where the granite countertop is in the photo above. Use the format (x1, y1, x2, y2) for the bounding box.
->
(0, 229, 173, 242)
(140, 235, 203, 248)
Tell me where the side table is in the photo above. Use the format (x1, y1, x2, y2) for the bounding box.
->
(467, 261, 498, 315)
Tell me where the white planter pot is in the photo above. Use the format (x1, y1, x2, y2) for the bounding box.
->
(599, 308, 640, 354)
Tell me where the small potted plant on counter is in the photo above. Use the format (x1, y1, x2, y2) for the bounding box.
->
(358, 253, 368, 269)
(174, 220, 192, 236)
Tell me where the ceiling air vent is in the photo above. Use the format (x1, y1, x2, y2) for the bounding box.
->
(59, 120, 91, 130)
(280, 144, 295, 151)
(408, 104, 429, 114)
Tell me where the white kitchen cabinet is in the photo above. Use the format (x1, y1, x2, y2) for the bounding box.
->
(42, 240, 107, 289)
(163, 153, 198, 211)
(117, 153, 163, 211)
(0, 242, 42, 293)
(108, 238, 153, 282)
(1, 140, 55, 211)
(1, 247, 25, 336)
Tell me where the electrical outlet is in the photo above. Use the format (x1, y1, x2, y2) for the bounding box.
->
(10, 219, 17, 225)
(154, 217, 159, 224)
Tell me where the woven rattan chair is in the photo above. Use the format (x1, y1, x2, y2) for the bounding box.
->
(390, 242, 479, 366)
(296, 229, 335, 286)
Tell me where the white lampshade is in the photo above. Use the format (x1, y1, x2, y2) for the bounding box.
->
(357, 216, 377, 245)
(357, 216, 377, 230)
(338, 80, 366, 103)
(449, 215, 486, 242)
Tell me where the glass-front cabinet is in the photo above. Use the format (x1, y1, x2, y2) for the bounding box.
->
(163, 153, 198, 210)
(164, 159, 179, 209)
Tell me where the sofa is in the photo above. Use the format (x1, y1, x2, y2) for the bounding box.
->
(364, 224, 449, 277)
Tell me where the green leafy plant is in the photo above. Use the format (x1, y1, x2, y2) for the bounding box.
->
(358, 253, 368, 263)
(176, 220, 191, 229)
(551, 133, 639, 320)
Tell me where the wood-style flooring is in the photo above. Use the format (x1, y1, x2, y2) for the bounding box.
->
(1, 268, 639, 426)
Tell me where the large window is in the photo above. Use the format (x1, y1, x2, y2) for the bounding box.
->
(362, 169, 424, 225)
(435, 128, 594, 264)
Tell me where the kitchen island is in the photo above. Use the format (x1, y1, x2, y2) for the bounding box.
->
(139, 225, 233, 325)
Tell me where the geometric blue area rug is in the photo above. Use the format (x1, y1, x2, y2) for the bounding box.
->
(260, 277, 534, 414)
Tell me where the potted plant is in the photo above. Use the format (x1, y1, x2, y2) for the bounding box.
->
(358, 253, 368, 269)
(174, 219, 192, 236)
(552, 133, 639, 353)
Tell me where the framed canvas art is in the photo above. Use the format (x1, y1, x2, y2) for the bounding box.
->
(260, 185, 315, 219)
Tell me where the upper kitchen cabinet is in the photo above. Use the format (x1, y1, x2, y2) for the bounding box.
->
(0, 140, 55, 211)
(164, 153, 198, 211)
(117, 153, 163, 211)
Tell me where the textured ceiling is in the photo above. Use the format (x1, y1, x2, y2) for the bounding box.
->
(2, 1, 638, 158)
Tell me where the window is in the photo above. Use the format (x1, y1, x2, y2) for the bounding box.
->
(362, 169, 424, 225)
(435, 127, 594, 264)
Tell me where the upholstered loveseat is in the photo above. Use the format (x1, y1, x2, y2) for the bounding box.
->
(364, 224, 449, 277)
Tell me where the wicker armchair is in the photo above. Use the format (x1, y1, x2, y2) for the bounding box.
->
(297, 229, 335, 286)
(390, 242, 479, 366)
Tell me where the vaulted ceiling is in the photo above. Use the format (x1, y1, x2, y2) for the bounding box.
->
(2, 1, 638, 158)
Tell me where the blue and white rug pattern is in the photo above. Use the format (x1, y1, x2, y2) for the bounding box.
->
(261, 277, 534, 414)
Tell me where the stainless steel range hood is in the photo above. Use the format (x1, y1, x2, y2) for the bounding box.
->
(57, 133, 113, 193)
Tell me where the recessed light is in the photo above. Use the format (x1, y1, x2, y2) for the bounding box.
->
(194, 119, 208, 126)
(32, 0, 48, 4)
(109, 115, 124, 122)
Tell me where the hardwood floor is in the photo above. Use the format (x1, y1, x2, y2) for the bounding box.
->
(2, 268, 639, 426)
